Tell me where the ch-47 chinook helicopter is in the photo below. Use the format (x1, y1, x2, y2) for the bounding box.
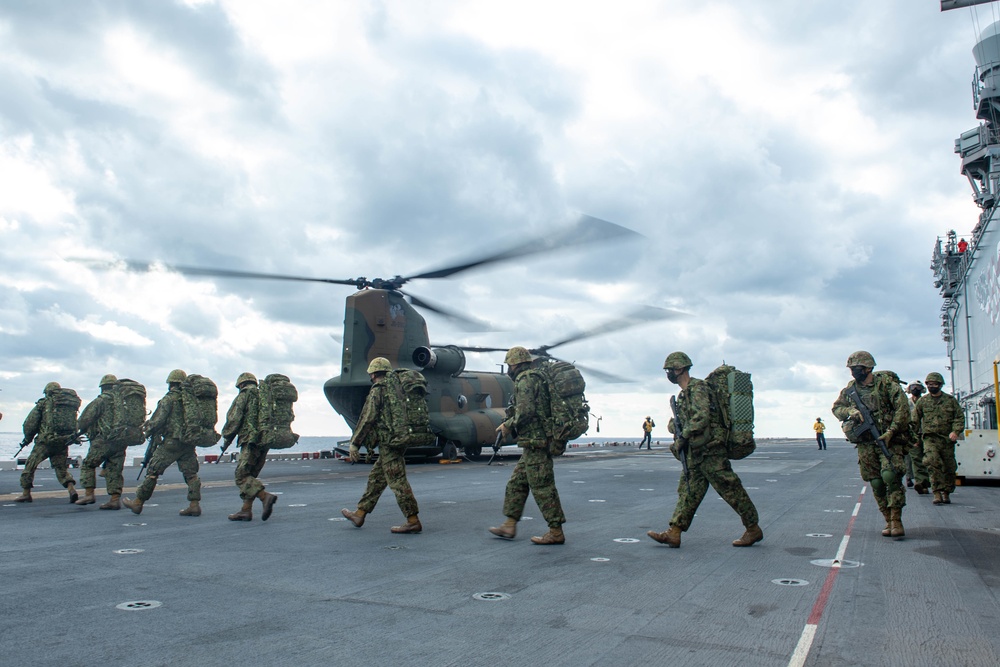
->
(95, 216, 678, 459)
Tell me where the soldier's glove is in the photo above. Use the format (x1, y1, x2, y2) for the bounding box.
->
(349, 444, 360, 463)
(496, 423, 511, 441)
(847, 408, 862, 423)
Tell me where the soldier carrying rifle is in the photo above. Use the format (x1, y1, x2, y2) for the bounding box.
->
(15, 382, 81, 504)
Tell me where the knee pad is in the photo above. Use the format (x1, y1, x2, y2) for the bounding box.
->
(870, 477, 886, 496)
(881, 468, 898, 487)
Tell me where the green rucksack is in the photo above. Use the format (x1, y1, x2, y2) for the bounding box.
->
(109, 379, 147, 447)
(390, 369, 436, 448)
(180, 374, 221, 447)
(535, 359, 590, 443)
(40, 388, 81, 447)
(258, 374, 300, 449)
(705, 364, 756, 460)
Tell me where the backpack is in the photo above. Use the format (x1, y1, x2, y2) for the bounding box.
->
(258, 374, 300, 449)
(390, 369, 436, 448)
(704, 364, 756, 459)
(180, 374, 221, 447)
(109, 379, 147, 447)
(534, 358, 590, 445)
(40, 388, 81, 446)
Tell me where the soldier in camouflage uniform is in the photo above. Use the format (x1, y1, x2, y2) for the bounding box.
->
(75, 374, 126, 509)
(222, 372, 278, 521)
(647, 352, 762, 548)
(341, 358, 422, 534)
(123, 370, 203, 517)
(906, 382, 930, 494)
(832, 351, 911, 538)
(912, 372, 965, 505)
(488, 346, 567, 545)
(16, 382, 79, 504)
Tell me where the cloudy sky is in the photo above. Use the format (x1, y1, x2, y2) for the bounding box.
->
(0, 0, 992, 438)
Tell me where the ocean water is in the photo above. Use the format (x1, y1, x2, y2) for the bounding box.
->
(0, 432, 351, 460)
(0, 432, 662, 460)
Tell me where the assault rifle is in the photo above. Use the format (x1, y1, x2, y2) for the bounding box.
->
(845, 386, 900, 474)
(13, 438, 30, 459)
(487, 430, 503, 466)
(216, 438, 233, 463)
(136, 433, 163, 480)
(669, 396, 691, 493)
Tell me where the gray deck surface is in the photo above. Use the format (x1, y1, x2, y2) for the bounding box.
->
(3, 439, 999, 667)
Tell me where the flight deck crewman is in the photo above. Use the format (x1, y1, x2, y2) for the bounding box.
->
(488, 346, 567, 545)
(640, 416, 655, 449)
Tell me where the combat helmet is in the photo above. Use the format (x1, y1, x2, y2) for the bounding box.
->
(44, 381, 61, 394)
(366, 357, 393, 374)
(663, 351, 693, 370)
(99, 374, 118, 387)
(166, 369, 187, 384)
(846, 351, 876, 368)
(907, 381, 925, 396)
(925, 372, 945, 385)
(504, 346, 533, 366)
(236, 372, 257, 387)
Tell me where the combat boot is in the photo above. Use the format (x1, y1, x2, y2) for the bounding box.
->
(941, 491, 951, 504)
(914, 482, 929, 495)
(933, 491, 944, 505)
(179, 501, 202, 517)
(530, 526, 565, 545)
(647, 525, 681, 547)
(488, 517, 517, 539)
(880, 508, 892, 537)
(75, 488, 96, 505)
(121, 496, 143, 514)
(391, 515, 423, 534)
(14, 489, 32, 503)
(67, 482, 78, 504)
(733, 524, 764, 547)
(889, 508, 904, 537)
(341, 508, 366, 527)
(99, 494, 121, 510)
(228, 498, 254, 521)
(257, 490, 278, 521)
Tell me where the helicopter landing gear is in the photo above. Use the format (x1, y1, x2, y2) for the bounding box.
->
(465, 445, 483, 460)
(442, 441, 459, 461)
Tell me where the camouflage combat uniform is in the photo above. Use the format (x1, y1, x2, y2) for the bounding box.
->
(353, 373, 419, 518)
(913, 391, 964, 496)
(907, 395, 930, 491)
(222, 383, 265, 500)
(667, 378, 757, 532)
(832, 373, 910, 513)
(500, 367, 566, 528)
(78, 386, 128, 499)
(136, 387, 201, 503)
(20, 393, 77, 494)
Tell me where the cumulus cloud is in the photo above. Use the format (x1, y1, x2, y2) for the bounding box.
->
(0, 0, 988, 436)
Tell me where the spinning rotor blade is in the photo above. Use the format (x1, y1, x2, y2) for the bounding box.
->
(401, 290, 494, 331)
(404, 215, 640, 281)
(78, 259, 362, 287)
(535, 305, 685, 355)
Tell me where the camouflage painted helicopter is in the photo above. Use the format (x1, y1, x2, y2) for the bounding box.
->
(93, 216, 677, 459)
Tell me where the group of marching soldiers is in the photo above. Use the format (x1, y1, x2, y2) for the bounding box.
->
(832, 351, 965, 539)
(11, 370, 278, 522)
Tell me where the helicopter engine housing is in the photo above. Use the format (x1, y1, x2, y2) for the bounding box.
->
(413, 345, 466, 376)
